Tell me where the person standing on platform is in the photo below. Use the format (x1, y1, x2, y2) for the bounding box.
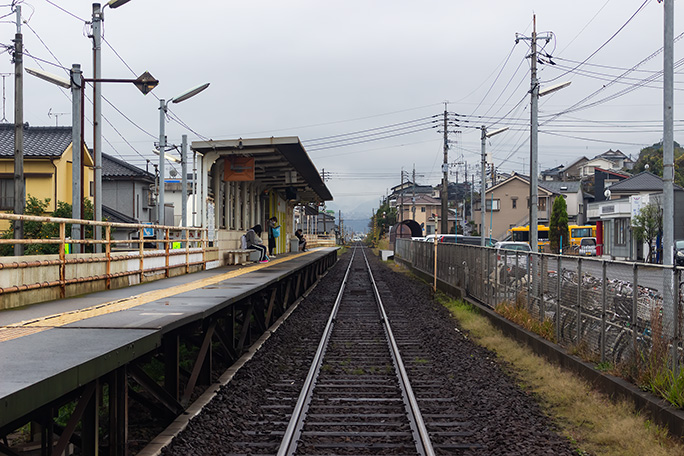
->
(245, 225, 268, 262)
(267, 216, 279, 258)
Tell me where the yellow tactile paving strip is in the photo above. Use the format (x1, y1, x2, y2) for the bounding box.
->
(0, 251, 316, 343)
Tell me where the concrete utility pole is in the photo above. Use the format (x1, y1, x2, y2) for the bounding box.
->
(71, 64, 82, 253)
(662, 0, 677, 365)
(181, 134, 188, 230)
(399, 168, 404, 223)
(412, 165, 416, 225)
(516, 15, 552, 253)
(13, 5, 23, 256)
(480, 125, 508, 246)
(441, 106, 449, 234)
(92, 3, 103, 253)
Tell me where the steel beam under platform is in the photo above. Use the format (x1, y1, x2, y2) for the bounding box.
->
(0, 248, 338, 456)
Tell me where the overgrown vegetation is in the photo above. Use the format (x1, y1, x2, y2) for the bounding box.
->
(437, 293, 684, 456)
(494, 292, 556, 342)
(0, 195, 97, 255)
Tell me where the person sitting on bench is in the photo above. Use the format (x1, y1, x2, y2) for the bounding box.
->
(295, 229, 307, 252)
(246, 225, 268, 262)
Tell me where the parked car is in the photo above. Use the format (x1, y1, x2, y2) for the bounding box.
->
(676, 240, 684, 266)
(494, 241, 532, 269)
(578, 237, 597, 256)
(437, 235, 496, 246)
(424, 234, 436, 243)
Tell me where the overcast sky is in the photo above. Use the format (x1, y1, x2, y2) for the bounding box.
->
(1, 0, 681, 224)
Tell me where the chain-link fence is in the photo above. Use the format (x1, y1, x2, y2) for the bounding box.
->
(395, 238, 683, 368)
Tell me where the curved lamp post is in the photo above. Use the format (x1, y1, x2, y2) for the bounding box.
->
(157, 83, 210, 230)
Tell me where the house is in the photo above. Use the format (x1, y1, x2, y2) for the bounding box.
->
(581, 149, 634, 178)
(595, 149, 634, 170)
(102, 153, 156, 224)
(563, 156, 589, 180)
(541, 164, 566, 181)
(593, 168, 630, 202)
(538, 181, 586, 224)
(0, 123, 93, 229)
(473, 173, 559, 241)
(393, 194, 454, 235)
(587, 171, 684, 260)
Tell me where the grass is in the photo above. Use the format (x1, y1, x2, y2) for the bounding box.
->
(440, 295, 684, 456)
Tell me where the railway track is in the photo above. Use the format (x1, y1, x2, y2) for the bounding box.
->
(162, 246, 577, 456)
(230, 246, 480, 455)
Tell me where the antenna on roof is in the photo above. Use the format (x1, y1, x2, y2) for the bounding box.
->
(47, 108, 68, 126)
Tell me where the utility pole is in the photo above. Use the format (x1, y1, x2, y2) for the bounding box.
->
(13, 6, 23, 256)
(399, 168, 404, 223)
(91, 3, 103, 253)
(516, 15, 551, 253)
(181, 134, 188, 231)
(412, 165, 416, 226)
(71, 64, 82, 254)
(662, 0, 677, 366)
(441, 105, 449, 234)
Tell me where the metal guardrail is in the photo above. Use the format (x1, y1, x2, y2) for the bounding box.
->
(0, 213, 209, 299)
(395, 238, 682, 370)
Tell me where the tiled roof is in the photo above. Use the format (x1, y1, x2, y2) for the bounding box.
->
(0, 123, 72, 157)
(607, 171, 681, 193)
(540, 181, 581, 193)
(103, 153, 154, 182)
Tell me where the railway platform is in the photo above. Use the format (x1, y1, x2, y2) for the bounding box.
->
(0, 247, 338, 456)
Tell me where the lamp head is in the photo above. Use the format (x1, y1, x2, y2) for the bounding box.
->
(26, 68, 71, 89)
(107, 0, 132, 8)
(171, 83, 210, 104)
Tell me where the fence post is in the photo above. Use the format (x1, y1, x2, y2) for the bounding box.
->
(632, 263, 638, 359)
(527, 253, 532, 313)
(185, 228, 190, 274)
(105, 225, 111, 289)
(540, 255, 545, 322)
(165, 228, 171, 278)
(515, 251, 520, 304)
(59, 221, 66, 299)
(139, 227, 145, 283)
(601, 260, 607, 363)
(674, 265, 680, 373)
(577, 258, 582, 343)
(556, 255, 562, 343)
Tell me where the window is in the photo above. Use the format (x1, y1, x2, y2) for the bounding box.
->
(615, 218, 627, 246)
(485, 199, 500, 211)
(0, 178, 14, 210)
(421, 207, 426, 213)
(511, 198, 517, 209)
(538, 197, 546, 212)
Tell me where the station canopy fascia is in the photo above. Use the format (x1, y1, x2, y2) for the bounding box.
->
(191, 136, 333, 203)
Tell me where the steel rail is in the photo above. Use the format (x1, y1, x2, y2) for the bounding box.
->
(361, 247, 436, 456)
(277, 246, 357, 456)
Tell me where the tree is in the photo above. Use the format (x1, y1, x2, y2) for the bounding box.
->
(632, 202, 663, 263)
(549, 196, 569, 254)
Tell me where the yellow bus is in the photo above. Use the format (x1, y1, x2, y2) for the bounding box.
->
(568, 225, 596, 246)
(509, 225, 550, 250)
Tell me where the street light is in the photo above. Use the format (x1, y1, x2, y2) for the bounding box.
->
(27, 66, 157, 253)
(529, 78, 571, 253)
(157, 83, 210, 228)
(480, 126, 508, 247)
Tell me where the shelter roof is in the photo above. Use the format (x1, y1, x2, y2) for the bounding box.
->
(0, 123, 72, 158)
(191, 137, 332, 202)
